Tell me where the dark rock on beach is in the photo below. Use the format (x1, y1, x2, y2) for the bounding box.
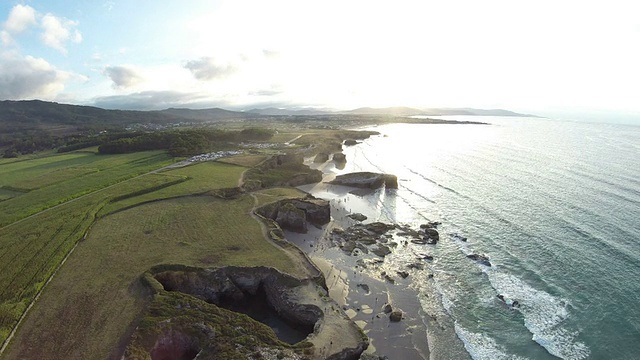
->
(389, 310, 403, 322)
(382, 303, 393, 313)
(425, 228, 439, 241)
(348, 213, 368, 222)
(420, 221, 441, 229)
(314, 152, 330, 163)
(275, 202, 307, 233)
(451, 233, 468, 242)
(343, 139, 360, 146)
(255, 194, 330, 233)
(332, 152, 347, 163)
(328, 172, 398, 189)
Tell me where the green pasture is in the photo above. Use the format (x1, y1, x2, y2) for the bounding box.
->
(97, 161, 246, 215)
(0, 172, 185, 344)
(253, 187, 308, 206)
(217, 154, 268, 167)
(0, 150, 173, 226)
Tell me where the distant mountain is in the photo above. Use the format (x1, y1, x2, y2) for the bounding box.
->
(343, 107, 426, 116)
(429, 108, 537, 117)
(342, 106, 534, 117)
(0, 100, 177, 129)
(247, 107, 330, 116)
(0, 100, 536, 135)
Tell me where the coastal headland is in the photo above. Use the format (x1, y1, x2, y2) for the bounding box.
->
(0, 117, 484, 359)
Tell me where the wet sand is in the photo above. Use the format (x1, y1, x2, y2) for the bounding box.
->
(287, 178, 431, 358)
(289, 157, 470, 359)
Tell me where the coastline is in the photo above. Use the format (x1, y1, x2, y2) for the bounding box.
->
(291, 143, 470, 359)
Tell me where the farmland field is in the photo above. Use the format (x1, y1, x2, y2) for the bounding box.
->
(0, 171, 185, 345)
(2, 193, 301, 359)
(0, 144, 319, 359)
(0, 150, 173, 226)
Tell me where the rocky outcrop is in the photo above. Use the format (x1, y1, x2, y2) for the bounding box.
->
(467, 254, 492, 267)
(389, 310, 403, 322)
(289, 198, 331, 225)
(314, 153, 330, 163)
(255, 195, 331, 233)
(137, 265, 368, 360)
(331, 222, 397, 257)
(275, 203, 307, 233)
(332, 152, 347, 163)
(328, 172, 398, 189)
(343, 139, 359, 146)
(149, 330, 202, 360)
(347, 213, 367, 222)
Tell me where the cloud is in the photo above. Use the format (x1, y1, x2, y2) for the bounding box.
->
(0, 52, 69, 99)
(103, 65, 144, 88)
(1, 4, 37, 45)
(262, 49, 279, 58)
(0, 30, 11, 45)
(184, 57, 237, 80)
(93, 90, 220, 110)
(40, 13, 82, 54)
(4, 5, 37, 33)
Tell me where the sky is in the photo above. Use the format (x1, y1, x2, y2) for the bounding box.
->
(1, 0, 639, 121)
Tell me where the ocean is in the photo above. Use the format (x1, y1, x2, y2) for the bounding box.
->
(302, 116, 640, 359)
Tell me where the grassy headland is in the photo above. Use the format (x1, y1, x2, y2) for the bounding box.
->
(0, 125, 379, 359)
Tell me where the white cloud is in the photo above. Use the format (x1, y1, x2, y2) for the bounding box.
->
(0, 52, 70, 99)
(4, 4, 37, 33)
(40, 14, 82, 54)
(1, 30, 11, 45)
(184, 57, 237, 80)
(103, 65, 144, 88)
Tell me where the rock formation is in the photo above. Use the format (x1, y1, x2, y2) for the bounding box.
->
(255, 195, 331, 233)
(314, 153, 330, 163)
(467, 253, 492, 267)
(332, 152, 347, 163)
(328, 172, 398, 189)
(125, 265, 369, 360)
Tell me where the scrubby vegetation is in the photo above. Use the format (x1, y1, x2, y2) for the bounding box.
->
(97, 128, 275, 156)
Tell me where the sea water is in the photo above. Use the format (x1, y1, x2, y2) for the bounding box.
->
(330, 117, 640, 359)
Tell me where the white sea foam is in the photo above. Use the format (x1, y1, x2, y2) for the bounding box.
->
(487, 270, 590, 360)
(454, 323, 528, 360)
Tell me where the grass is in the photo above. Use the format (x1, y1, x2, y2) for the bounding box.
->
(0, 172, 186, 345)
(98, 161, 246, 216)
(3, 194, 300, 359)
(0, 150, 174, 226)
(253, 187, 308, 207)
(216, 154, 268, 167)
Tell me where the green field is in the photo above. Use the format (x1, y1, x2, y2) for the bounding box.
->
(0, 150, 173, 226)
(0, 172, 186, 344)
(0, 146, 319, 359)
(3, 191, 301, 359)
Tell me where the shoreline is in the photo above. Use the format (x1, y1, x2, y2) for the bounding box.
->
(292, 143, 470, 359)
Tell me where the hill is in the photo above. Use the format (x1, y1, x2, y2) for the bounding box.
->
(0, 100, 177, 130)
